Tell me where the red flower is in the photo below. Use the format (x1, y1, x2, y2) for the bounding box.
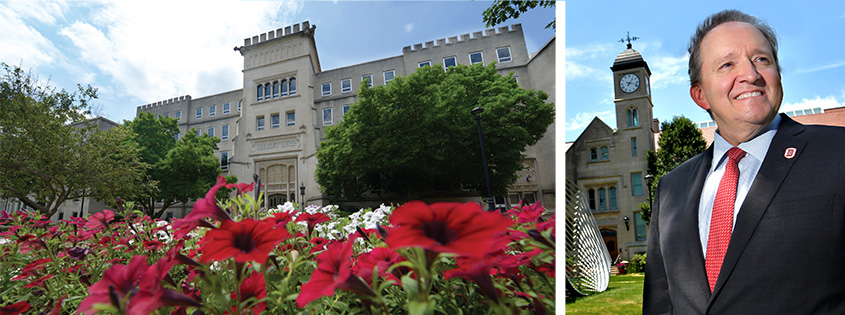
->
(271, 211, 294, 229)
(230, 271, 267, 315)
(233, 182, 255, 196)
(0, 301, 30, 315)
(386, 201, 514, 258)
(143, 240, 165, 251)
(295, 212, 331, 235)
(23, 274, 53, 289)
(443, 256, 501, 302)
(172, 176, 234, 238)
(309, 237, 331, 253)
(85, 210, 115, 230)
(199, 218, 290, 263)
(505, 202, 545, 224)
(12, 258, 51, 281)
(352, 247, 407, 285)
(296, 236, 375, 307)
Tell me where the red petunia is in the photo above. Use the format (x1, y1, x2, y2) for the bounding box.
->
(309, 237, 331, 254)
(12, 258, 51, 281)
(85, 210, 115, 230)
(233, 182, 255, 196)
(505, 202, 545, 224)
(172, 176, 234, 238)
(23, 274, 53, 289)
(443, 255, 502, 302)
(199, 218, 290, 263)
(271, 211, 294, 229)
(230, 271, 267, 315)
(0, 301, 30, 315)
(296, 236, 375, 307)
(295, 212, 331, 236)
(385, 201, 514, 258)
(352, 247, 408, 285)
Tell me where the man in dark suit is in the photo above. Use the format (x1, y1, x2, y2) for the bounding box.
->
(643, 10, 845, 314)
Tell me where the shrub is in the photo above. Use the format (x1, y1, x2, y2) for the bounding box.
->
(627, 253, 647, 273)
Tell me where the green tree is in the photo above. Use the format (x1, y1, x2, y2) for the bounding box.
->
(123, 113, 223, 218)
(315, 63, 554, 202)
(483, 0, 556, 30)
(0, 63, 147, 218)
(640, 116, 707, 224)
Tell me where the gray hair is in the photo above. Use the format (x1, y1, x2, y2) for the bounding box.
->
(688, 10, 781, 87)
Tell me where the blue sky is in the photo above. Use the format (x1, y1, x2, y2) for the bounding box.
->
(565, 1, 845, 141)
(0, 0, 556, 124)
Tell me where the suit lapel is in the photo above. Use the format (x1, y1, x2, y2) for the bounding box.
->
(681, 146, 714, 299)
(709, 115, 807, 302)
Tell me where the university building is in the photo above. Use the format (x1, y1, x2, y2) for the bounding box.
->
(565, 43, 845, 261)
(127, 21, 556, 219)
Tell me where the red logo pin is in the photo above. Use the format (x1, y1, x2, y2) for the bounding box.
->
(784, 148, 797, 159)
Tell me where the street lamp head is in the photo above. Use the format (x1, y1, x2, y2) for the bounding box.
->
(471, 107, 484, 116)
(299, 182, 305, 195)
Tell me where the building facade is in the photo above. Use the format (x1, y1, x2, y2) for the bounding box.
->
(135, 21, 556, 217)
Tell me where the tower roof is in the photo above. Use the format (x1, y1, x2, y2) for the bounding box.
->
(610, 46, 651, 75)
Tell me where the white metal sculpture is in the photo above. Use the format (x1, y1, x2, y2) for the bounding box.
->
(565, 178, 611, 294)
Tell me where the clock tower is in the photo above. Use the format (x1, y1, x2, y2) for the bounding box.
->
(611, 38, 654, 138)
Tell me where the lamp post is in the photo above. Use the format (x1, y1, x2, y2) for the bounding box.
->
(623, 216, 630, 231)
(644, 174, 655, 208)
(299, 182, 306, 212)
(471, 107, 495, 211)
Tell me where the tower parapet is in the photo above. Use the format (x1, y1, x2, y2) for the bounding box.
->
(402, 23, 523, 53)
(240, 21, 314, 49)
(136, 95, 192, 110)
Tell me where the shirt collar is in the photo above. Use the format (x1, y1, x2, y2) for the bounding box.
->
(711, 114, 781, 172)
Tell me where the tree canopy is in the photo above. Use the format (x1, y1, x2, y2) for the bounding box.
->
(123, 112, 222, 218)
(483, 0, 556, 30)
(640, 116, 707, 224)
(315, 63, 554, 202)
(0, 63, 147, 218)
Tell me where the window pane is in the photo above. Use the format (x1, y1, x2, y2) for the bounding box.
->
(341, 79, 351, 93)
(588, 189, 596, 210)
(175, 111, 181, 120)
(209, 105, 216, 117)
(384, 70, 395, 83)
(196, 108, 202, 119)
(600, 147, 609, 160)
(443, 57, 457, 69)
(265, 84, 271, 100)
(322, 108, 332, 125)
(289, 78, 296, 95)
(342, 105, 350, 115)
(271, 114, 280, 128)
(632, 173, 643, 196)
(286, 112, 295, 126)
(590, 148, 597, 160)
(222, 125, 229, 139)
(469, 52, 483, 64)
(496, 47, 512, 62)
(635, 213, 647, 241)
(627, 110, 633, 127)
(321, 83, 331, 96)
(418, 61, 431, 68)
(362, 75, 372, 88)
(631, 137, 638, 157)
(207, 127, 214, 137)
(257, 117, 265, 130)
(632, 109, 639, 127)
(598, 188, 606, 210)
(223, 103, 230, 114)
(609, 187, 617, 209)
(257, 85, 263, 101)
(281, 79, 288, 96)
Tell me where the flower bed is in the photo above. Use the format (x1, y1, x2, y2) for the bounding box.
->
(0, 177, 555, 314)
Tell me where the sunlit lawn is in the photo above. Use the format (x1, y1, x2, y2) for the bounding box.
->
(565, 273, 644, 314)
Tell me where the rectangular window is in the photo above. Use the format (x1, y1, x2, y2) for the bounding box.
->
(631, 137, 638, 157)
(598, 188, 607, 210)
(209, 105, 216, 117)
(163, 113, 170, 118)
(321, 83, 331, 96)
(58, 212, 64, 220)
(635, 212, 647, 241)
(383, 70, 395, 84)
(443, 56, 457, 69)
(588, 189, 596, 210)
(341, 78, 352, 93)
(175, 111, 181, 121)
(632, 173, 643, 196)
(207, 127, 214, 137)
(589, 148, 597, 161)
(418, 61, 431, 68)
(286, 112, 295, 126)
(322, 108, 333, 126)
(342, 105, 350, 115)
(289, 78, 296, 95)
(469, 51, 483, 64)
(174, 132, 179, 141)
(496, 47, 512, 63)
(256, 116, 265, 130)
(223, 102, 230, 114)
(362, 74, 373, 88)
(220, 152, 229, 171)
(222, 125, 229, 140)
(271, 114, 280, 128)
(195, 108, 202, 119)
(166, 212, 174, 220)
(238, 100, 242, 112)
(72, 212, 78, 217)
(609, 187, 618, 209)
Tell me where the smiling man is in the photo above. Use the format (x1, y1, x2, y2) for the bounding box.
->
(643, 10, 845, 314)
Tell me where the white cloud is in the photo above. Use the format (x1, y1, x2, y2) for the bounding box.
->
(781, 95, 845, 112)
(3, 0, 67, 25)
(566, 43, 614, 59)
(405, 23, 414, 33)
(795, 60, 845, 74)
(650, 54, 689, 89)
(0, 4, 61, 69)
(565, 110, 614, 132)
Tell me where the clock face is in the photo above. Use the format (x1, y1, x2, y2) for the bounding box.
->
(620, 73, 640, 93)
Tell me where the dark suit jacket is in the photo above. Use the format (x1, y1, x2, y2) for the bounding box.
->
(644, 114, 845, 314)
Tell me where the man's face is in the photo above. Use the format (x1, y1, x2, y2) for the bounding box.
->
(690, 21, 783, 144)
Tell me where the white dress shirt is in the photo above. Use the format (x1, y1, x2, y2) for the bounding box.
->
(699, 115, 781, 256)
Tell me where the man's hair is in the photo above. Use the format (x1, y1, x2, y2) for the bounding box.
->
(688, 10, 781, 87)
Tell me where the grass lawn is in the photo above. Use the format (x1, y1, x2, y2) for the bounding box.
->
(564, 273, 644, 314)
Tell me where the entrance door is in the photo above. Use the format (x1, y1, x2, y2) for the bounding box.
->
(600, 228, 618, 260)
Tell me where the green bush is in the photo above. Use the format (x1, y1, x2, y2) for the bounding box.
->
(627, 253, 647, 273)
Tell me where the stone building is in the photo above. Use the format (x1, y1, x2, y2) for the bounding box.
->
(135, 21, 556, 218)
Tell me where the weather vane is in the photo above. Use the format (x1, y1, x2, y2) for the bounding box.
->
(620, 31, 640, 49)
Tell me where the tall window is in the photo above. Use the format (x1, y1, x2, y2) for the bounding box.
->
(635, 213, 647, 241)
(286, 112, 295, 126)
(222, 125, 229, 140)
(342, 105, 350, 115)
(220, 152, 229, 171)
(223, 102, 230, 114)
(321, 83, 331, 96)
(627, 107, 639, 127)
(496, 47, 512, 62)
(322, 108, 333, 126)
(264, 83, 271, 100)
(418, 61, 431, 68)
(598, 188, 607, 210)
(609, 187, 618, 209)
(632, 173, 643, 196)
(271, 114, 280, 128)
(341, 78, 352, 93)
(443, 56, 457, 69)
(207, 127, 214, 137)
(362, 74, 373, 88)
(195, 108, 202, 119)
(256, 116, 265, 130)
(257, 85, 263, 101)
(281, 79, 288, 96)
(174, 132, 179, 141)
(590, 148, 598, 161)
(469, 51, 483, 64)
(175, 111, 181, 121)
(600, 146, 609, 160)
(272, 81, 279, 98)
(631, 137, 638, 157)
(588, 189, 596, 210)
(238, 100, 242, 112)
(383, 70, 395, 84)
(288, 78, 296, 95)
(209, 105, 216, 117)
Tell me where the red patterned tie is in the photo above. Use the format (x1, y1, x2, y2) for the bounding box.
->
(706, 147, 746, 293)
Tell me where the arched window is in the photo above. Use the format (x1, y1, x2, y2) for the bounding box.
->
(281, 79, 288, 96)
(599, 188, 607, 210)
(273, 81, 279, 98)
(627, 107, 639, 127)
(588, 189, 596, 210)
(600, 146, 609, 160)
(264, 83, 271, 100)
(289, 78, 296, 95)
(257, 85, 263, 101)
(609, 187, 618, 209)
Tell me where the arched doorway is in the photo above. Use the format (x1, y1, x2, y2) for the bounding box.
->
(259, 161, 296, 210)
(600, 228, 618, 260)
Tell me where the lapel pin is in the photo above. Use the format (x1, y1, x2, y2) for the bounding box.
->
(784, 147, 797, 159)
